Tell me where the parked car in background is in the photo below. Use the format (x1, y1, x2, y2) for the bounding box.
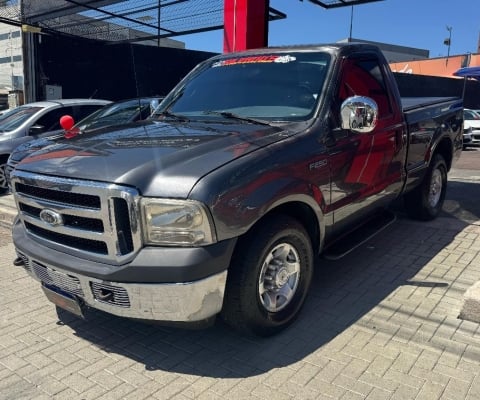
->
(463, 109, 480, 148)
(463, 123, 473, 148)
(0, 98, 111, 194)
(65, 96, 162, 133)
(5, 97, 162, 190)
(464, 109, 480, 121)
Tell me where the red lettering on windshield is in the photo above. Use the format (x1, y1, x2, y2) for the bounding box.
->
(212, 55, 294, 68)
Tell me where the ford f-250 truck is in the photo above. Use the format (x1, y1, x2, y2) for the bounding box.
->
(10, 43, 463, 336)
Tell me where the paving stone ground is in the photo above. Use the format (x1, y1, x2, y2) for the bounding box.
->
(1, 212, 479, 400)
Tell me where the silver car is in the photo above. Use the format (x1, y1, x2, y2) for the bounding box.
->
(0, 98, 110, 194)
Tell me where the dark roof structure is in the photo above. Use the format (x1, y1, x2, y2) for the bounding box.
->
(0, 0, 384, 44)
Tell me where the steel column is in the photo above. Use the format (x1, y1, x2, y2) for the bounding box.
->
(223, 0, 268, 53)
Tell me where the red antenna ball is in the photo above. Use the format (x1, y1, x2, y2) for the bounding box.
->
(60, 115, 75, 130)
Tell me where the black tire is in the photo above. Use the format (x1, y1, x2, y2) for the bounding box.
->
(0, 158, 9, 195)
(404, 154, 447, 221)
(222, 215, 313, 337)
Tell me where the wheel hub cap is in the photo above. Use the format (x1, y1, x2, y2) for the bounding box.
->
(275, 267, 289, 287)
(258, 243, 301, 313)
(428, 169, 442, 207)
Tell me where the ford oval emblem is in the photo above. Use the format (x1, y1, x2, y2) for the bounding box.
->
(39, 209, 63, 226)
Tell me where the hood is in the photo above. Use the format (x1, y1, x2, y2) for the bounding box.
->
(15, 120, 290, 197)
(465, 119, 480, 129)
(9, 132, 64, 163)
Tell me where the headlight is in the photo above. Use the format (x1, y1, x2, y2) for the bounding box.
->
(141, 199, 216, 246)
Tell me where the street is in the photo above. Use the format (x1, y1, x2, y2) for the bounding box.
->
(0, 149, 479, 399)
(441, 147, 480, 224)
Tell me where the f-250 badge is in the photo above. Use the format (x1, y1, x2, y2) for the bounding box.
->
(309, 159, 328, 170)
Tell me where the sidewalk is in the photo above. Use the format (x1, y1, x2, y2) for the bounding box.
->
(0, 193, 16, 229)
(1, 179, 480, 399)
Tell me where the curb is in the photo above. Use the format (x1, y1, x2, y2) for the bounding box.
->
(459, 281, 480, 324)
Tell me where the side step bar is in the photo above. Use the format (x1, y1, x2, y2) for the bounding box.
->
(323, 209, 397, 260)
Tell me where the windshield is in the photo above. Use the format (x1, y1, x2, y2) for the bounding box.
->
(0, 106, 43, 132)
(74, 98, 154, 131)
(155, 51, 330, 122)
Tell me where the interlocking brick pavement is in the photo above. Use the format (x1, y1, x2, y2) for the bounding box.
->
(1, 212, 480, 399)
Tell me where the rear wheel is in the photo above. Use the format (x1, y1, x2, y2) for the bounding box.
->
(222, 215, 313, 336)
(404, 154, 447, 220)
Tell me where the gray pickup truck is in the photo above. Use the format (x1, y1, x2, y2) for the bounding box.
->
(10, 43, 463, 336)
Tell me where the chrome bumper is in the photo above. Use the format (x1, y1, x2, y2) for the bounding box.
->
(15, 250, 227, 322)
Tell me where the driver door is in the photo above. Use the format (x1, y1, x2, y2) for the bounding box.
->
(328, 55, 406, 234)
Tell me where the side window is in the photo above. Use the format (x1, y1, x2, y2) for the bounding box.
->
(33, 107, 73, 134)
(339, 57, 392, 117)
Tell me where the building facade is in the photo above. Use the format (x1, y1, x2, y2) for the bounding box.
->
(0, 24, 22, 108)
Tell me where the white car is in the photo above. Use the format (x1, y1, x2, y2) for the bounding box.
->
(463, 109, 480, 148)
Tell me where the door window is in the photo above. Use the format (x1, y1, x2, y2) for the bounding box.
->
(339, 57, 392, 118)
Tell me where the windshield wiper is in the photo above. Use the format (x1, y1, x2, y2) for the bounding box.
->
(154, 110, 190, 122)
(203, 110, 270, 126)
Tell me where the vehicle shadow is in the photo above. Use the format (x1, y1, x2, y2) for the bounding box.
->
(442, 180, 480, 223)
(55, 181, 478, 378)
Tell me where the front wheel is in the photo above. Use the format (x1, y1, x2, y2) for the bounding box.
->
(404, 154, 447, 220)
(0, 159, 9, 195)
(222, 215, 313, 336)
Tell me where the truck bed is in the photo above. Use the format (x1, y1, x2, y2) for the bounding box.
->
(401, 96, 462, 125)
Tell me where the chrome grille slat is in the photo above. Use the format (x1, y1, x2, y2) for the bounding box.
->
(91, 282, 131, 307)
(11, 170, 142, 265)
(22, 214, 105, 239)
(16, 193, 102, 218)
(16, 251, 32, 273)
(15, 182, 101, 208)
(31, 260, 84, 297)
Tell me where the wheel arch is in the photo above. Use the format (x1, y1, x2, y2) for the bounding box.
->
(431, 136, 453, 171)
(236, 198, 325, 256)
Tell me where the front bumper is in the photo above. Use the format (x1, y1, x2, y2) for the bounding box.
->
(463, 133, 473, 146)
(12, 220, 234, 323)
(467, 129, 480, 146)
(15, 250, 227, 322)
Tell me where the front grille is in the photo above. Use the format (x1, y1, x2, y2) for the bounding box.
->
(32, 260, 84, 297)
(11, 171, 142, 264)
(20, 203, 104, 232)
(25, 222, 109, 254)
(15, 182, 101, 208)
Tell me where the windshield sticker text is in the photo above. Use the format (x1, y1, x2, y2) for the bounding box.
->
(212, 55, 296, 68)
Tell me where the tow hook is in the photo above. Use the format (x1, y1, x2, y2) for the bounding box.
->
(97, 288, 114, 302)
(13, 257, 25, 267)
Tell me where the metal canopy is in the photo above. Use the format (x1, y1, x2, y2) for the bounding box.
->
(454, 66, 480, 79)
(0, 0, 384, 44)
(307, 0, 384, 9)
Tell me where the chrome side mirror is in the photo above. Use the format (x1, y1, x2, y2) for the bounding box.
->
(340, 95, 378, 133)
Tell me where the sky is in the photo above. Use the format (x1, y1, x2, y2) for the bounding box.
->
(179, 0, 480, 59)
